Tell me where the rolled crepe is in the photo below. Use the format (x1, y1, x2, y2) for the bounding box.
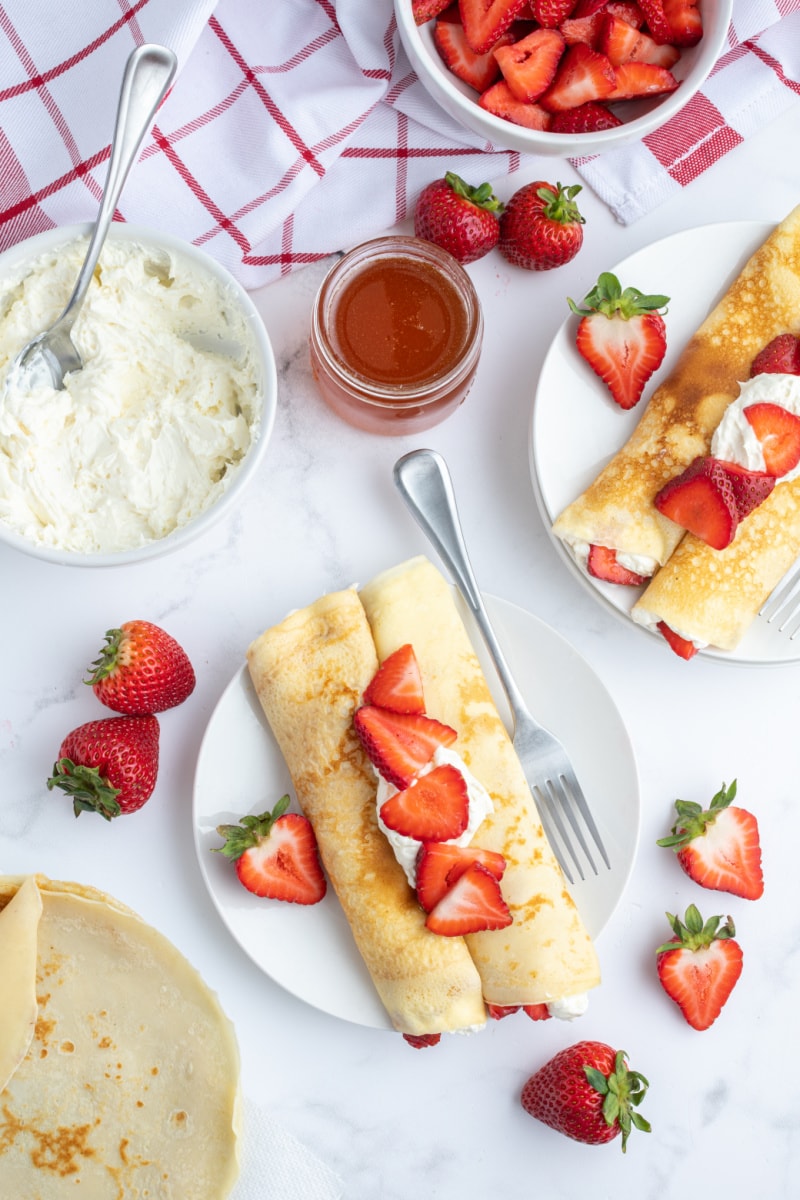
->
(0, 876, 41, 1092)
(359, 556, 600, 1008)
(552, 204, 800, 571)
(246, 588, 486, 1036)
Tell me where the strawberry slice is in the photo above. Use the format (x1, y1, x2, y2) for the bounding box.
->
(413, 0, 453, 21)
(403, 1032, 442, 1048)
(750, 333, 800, 377)
(214, 796, 327, 904)
(653, 456, 739, 549)
(606, 60, 679, 99)
(656, 905, 744, 1030)
(416, 841, 507, 911)
(433, 10, 509, 93)
(363, 643, 425, 714)
(586, 544, 647, 585)
(656, 621, 698, 660)
(495, 27, 566, 103)
(539, 43, 617, 112)
(662, 0, 702, 46)
(487, 1003, 521, 1019)
(425, 862, 513, 935)
(657, 780, 764, 900)
(460, 0, 529, 54)
(528, 0, 578, 27)
(380, 763, 469, 842)
(636, 0, 674, 42)
(479, 81, 553, 130)
(599, 14, 679, 66)
(743, 402, 800, 477)
(523, 1003, 552, 1020)
(354, 706, 457, 789)
(717, 460, 775, 519)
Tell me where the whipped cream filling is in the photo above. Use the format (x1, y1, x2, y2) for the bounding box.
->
(0, 237, 261, 553)
(561, 535, 658, 581)
(711, 371, 800, 482)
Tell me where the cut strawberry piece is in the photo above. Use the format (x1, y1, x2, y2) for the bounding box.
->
(403, 1033, 442, 1048)
(607, 60, 678, 99)
(750, 333, 800, 377)
(662, 0, 702, 46)
(215, 798, 327, 905)
(636, 0, 674, 42)
(528, 0, 577, 26)
(560, 14, 606, 45)
(495, 27, 565, 103)
(479, 81, 552, 129)
(363, 643, 425, 714)
(413, 0, 453, 22)
(599, 14, 679, 66)
(539, 43, 616, 111)
(425, 862, 512, 935)
(487, 1003, 521, 1019)
(433, 10, 510, 93)
(523, 1003, 552, 1020)
(743, 402, 800, 477)
(657, 780, 764, 901)
(416, 841, 507, 911)
(459, 0, 529, 54)
(654, 456, 739, 549)
(657, 621, 698, 660)
(551, 100, 622, 131)
(353, 706, 457, 790)
(717, 460, 776, 519)
(380, 763, 469, 842)
(586, 543, 647, 585)
(656, 905, 744, 1030)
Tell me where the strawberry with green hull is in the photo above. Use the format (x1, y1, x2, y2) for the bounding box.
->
(215, 796, 327, 905)
(521, 1041, 651, 1151)
(656, 905, 743, 1030)
(86, 619, 195, 715)
(47, 714, 160, 819)
(657, 780, 764, 900)
(499, 180, 585, 270)
(414, 172, 503, 264)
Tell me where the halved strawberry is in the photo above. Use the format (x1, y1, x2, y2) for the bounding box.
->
(403, 1033, 442, 1048)
(539, 43, 617, 111)
(214, 797, 327, 904)
(657, 621, 698, 660)
(425, 862, 513, 935)
(599, 13, 679, 66)
(495, 27, 566, 103)
(636, 0, 674, 42)
(657, 780, 764, 900)
(656, 905, 743, 1030)
(743, 402, 800, 477)
(416, 841, 507, 911)
(653, 456, 739, 549)
(586, 544, 647, 585)
(413, 0, 453, 22)
(459, 0, 529, 54)
(380, 763, 469, 842)
(717, 460, 775, 519)
(434, 10, 508, 93)
(479, 81, 553, 129)
(363, 643, 425, 713)
(354, 706, 457, 789)
(551, 99, 622, 131)
(750, 333, 800, 377)
(607, 60, 679, 99)
(662, 0, 702, 46)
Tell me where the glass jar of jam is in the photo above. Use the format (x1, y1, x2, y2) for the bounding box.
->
(309, 236, 483, 435)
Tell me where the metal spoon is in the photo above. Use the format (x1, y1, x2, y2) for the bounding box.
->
(12, 43, 177, 392)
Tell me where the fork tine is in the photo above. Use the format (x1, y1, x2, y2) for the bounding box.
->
(760, 565, 800, 622)
(533, 783, 583, 884)
(551, 776, 599, 875)
(560, 769, 611, 870)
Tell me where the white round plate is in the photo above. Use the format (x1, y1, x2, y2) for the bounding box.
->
(193, 593, 640, 1031)
(529, 220, 800, 667)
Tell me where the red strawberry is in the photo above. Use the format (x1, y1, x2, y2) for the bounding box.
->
(586, 544, 647, 585)
(214, 795, 327, 904)
(523, 1003, 552, 1020)
(403, 1033, 442, 1048)
(416, 841, 507, 911)
(569, 272, 669, 409)
(487, 1002, 521, 1019)
(606, 60, 679, 99)
(521, 1041, 651, 1151)
(495, 27, 566, 103)
(750, 332, 800, 377)
(743, 402, 800, 477)
(353, 706, 457, 789)
(498, 180, 585, 271)
(47, 714, 160, 819)
(414, 171, 503, 264)
(661, 0, 702, 46)
(539, 43, 617, 111)
(636, 0, 673, 42)
(85, 620, 195, 716)
(425, 862, 512, 935)
(479, 81, 553, 130)
(657, 621, 698, 660)
(599, 14, 679, 66)
(459, 0, 529, 54)
(657, 780, 764, 900)
(380, 763, 470, 842)
(717, 460, 775, 519)
(433, 11, 508, 93)
(653, 456, 739, 550)
(529, 0, 577, 26)
(551, 101, 622, 132)
(656, 905, 744, 1030)
(363, 643, 425, 713)
(413, 0, 453, 21)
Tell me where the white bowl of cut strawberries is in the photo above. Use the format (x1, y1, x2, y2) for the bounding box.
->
(396, 0, 733, 157)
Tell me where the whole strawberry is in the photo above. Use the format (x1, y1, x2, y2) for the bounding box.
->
(414, 172, 503, 264)
(47, 714, 160, 819)
(498, 180, 585, 271)
(85, 620, 195, 715)
(521, 1041, 651, 1151)
(657, 780, 764, 900)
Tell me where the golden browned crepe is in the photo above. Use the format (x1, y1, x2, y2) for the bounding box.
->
(359, 556, 600, 1008)
(552, 205, 800, 570)
(246, 588, 486, 1036)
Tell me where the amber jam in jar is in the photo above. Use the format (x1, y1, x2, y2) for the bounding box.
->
(309, 236, 483, 435)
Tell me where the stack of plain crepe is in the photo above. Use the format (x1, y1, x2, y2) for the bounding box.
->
(246, 556, 600, 1036)
(552, 205, 800, 652)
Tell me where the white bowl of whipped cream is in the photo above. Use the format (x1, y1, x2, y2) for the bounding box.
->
(0, 224, 277, 566)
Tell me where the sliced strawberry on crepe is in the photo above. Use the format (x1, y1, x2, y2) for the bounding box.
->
(743, 402, 800, 477)
(656, 621, 698, 660)
(657, 780, 764, 900)
(354, 706, 457, 789)
(662, 0, 702, 46)
(459, 0, 529, 54)
(416, 841, 507, 911)
(523, 1003, 552, 1020)
(718, 460, 775, 519)
(479, 81, 553, 129)
(606, 60, 678, 99)
(363, 643, 425, 713)
(586, 544, 647, 585)
(380, 763, 470, 841)
(487, 1002, 521, 1019)
(750, 332, 800, 376)
(653, 456, 739, 549)
(426, 862, 513, 935)
(551, 100, 622, 132)
(214, 796, 327, 904)
(402, 1033, 442, 1048)
(656, 905, 743, 1030)
(539, 43, 617, 111)
(433, 10, 509, 93)
(495, 27, 566, 103)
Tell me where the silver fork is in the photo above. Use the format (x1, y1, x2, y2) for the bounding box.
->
(760, 561, 800, 637)
(393, 448, 610, 884)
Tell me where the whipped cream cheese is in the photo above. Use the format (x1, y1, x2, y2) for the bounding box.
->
(0, 236, 261, 553)
(562, 535, 658, 581)
(712, 372, 800, 482)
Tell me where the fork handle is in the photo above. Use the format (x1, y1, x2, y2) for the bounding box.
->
(393, 449, 529, 719)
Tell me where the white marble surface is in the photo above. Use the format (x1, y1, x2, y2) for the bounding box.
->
(3, 104, 800, 1198)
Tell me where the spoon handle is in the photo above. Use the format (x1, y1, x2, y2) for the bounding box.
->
(60, 44, 177, 328)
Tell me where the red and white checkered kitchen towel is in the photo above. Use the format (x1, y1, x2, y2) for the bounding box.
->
(1, 0, 799, 290)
